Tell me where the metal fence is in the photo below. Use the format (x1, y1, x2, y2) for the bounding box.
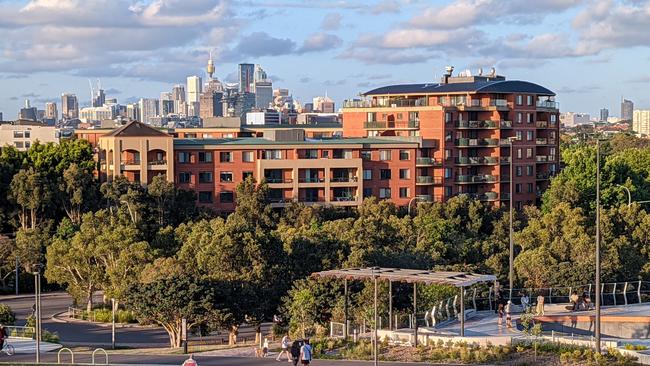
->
(5, 325, 35, 339)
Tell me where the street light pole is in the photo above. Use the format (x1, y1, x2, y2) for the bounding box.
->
(33, 268, 41, 364)
(616, 184, 631, 207)
(509, 136, 515, 301)
(595, 139, 602, 353)
(372, 268, 378, 366)
(111, 298, 116, 350)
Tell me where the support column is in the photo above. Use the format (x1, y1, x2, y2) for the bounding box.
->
(344, 279, 349, 340)
(460, 287, 465, 337)
(388, 281, 393, 331)
(413, 283, 418, 347)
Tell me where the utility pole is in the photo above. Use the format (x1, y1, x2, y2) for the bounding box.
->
(373, 268, 378, 366)
(15, 257, 19, 295)
(111, 298, 116, 350)
(595, 139, 602, 353)
(509, 136, 516, 300)
(33, 267, 41, 364)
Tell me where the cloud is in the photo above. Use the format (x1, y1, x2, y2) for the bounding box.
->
(104, 88, 121, 95)
(228, 32, 296, 58)
(21, 93, 40, 98)
(299, 77, 312, 83)
(340, 48, 433, 64)
(321, 12, 342, 30)
(297, 33, 343, 53)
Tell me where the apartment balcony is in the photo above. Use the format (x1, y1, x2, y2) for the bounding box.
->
(343, 98, 428, 109)
(265, 177, 293, 184)
(500, 156, 511, 164)
(330, 176, 358, 183)
(535, 155, 548, 162)
(269, 197, 297, 208)
(416, 176, 443, 185)
(454, 99, 509, 111)
(147, 159, 167, 170)
(455, 120, 498, 129)
(363, 120, 420, 129)
(416, 194, 432, 202)
(500, 120, 513, 128)
(298, 177, 325, 183)
(455, 191, 499, 201)
(536, 172, 556, 180)
(416, 157, 440, 166)
(121, 160, 140, 171)
(455, 138, 500, 147)
(455, 174, 498, 184)
(537, 100, 559, 110)
(536, 121, 549, 128)
(454, 156, 499, 166)
(535, 138, 548, 145)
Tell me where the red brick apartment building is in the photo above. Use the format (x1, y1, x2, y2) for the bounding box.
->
(91, 71, 559, 212)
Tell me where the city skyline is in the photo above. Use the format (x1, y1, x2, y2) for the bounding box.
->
(1, 0, 650, 118)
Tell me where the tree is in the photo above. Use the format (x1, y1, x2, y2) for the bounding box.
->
(60, 163, 96, 225)
(124, 276, 217, 348)
(0, 235, 16, 291)
(10, 168, 52, 229)
(14, 227, 50, 273)
(147, 175, 175, 227)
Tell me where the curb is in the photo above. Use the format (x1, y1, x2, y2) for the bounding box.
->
(0, 292, 66, 301)
(50, 311, 156, 329)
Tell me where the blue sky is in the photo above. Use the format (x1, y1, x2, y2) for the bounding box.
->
(1, 0, 649, 119)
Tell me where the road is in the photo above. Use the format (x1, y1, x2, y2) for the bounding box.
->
(0, 292, 169, 348)
(5, 352, 434, 366)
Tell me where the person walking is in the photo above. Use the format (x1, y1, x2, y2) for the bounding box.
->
(276, 333, 291, 362)
(536, 294, 545, 316)
(290, 339, 303, 366)
(262, 338, 270, 357)
(505, 300, 512, 328)
(520, 293, 530, 312)
(497, 303, 504, 326)
(299, 338, 312, 365)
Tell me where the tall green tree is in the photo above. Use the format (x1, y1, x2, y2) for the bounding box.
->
(60, 163, 96, 225)
(10, 168, 52, 229)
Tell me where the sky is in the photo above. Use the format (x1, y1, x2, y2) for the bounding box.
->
(1, 0, 649, 119)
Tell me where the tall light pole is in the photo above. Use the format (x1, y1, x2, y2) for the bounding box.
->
(509, 136, 516, 300)
(33, 266, 42, 364)
(595, 139, 602, 353)
(372, 267, 379, 366)
(111, 298, 116, 350)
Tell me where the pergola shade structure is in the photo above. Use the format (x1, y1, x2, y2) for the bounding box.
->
(312, 267, 497, 346)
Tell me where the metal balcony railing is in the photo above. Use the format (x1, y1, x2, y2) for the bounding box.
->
(455, 175, 498, 184)
(537, 100, 559, 109)
(299, 177, 325, 183)
(536, 121, 549, 128)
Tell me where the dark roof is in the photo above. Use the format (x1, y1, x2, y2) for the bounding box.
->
(312, 267, 496, 287)
(173, 137, 418, 147)
(106, 121, 170, 137)
(364, 80, 555, 96)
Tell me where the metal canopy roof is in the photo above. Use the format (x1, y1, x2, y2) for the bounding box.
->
(311, 267, 496, 288)
(363, 80, 555, 96)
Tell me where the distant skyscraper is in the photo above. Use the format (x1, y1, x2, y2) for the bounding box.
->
(138, 98, 159, 124)
(254, 64, 267, 82)
(253, 80, 273, 109)
(621, 99, 634, 121)
(206, 52, 215, 80)
(599, 108, 609, 122)
(19, 99, 37, 121)
(238, 63, 255, 93)
(45, 102, 57, 120)
(159, 92, 174, 116)
(633, 110, 650, 136)
(126, 103, 139, 121)
(313, 95, 335, 113)
(92, 88, 106, 107)
(187, 76, 202, 102)
(61, 93, 79, 119)
(0, 112, 3, 122)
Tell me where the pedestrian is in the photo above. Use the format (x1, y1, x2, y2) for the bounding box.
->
(536, 294, 545, 316)
(520, 293, 530, 312)
(570, 292, 579, 311)
(0, 324, 6, 352)
(276, 333, 291, 362)
(290, 339, 303, 366)
(497, 303, 504, 326)
(299, 338, 312, 365)
(263, 338, 270, 357)
(505, 300, 512, 328)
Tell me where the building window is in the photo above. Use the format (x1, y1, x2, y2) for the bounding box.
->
(516, 166, 522, 176)
(526, 148, 533, 158)
(379, 188, 391, 198)
(361, 151, 372, 160)
(321, 150, 329, 158)
(363, 188, 373, 198)
(527, 165, 533, 176)
(198, 191, 213, 203)
(516, 95, 523, 105)
(379, 150, 391, 161)
(220, 171, 233, 182)
(527, 95, 533, 106)
(242, 151, 254, 162)
(363, 169, 372, 180)
(367, 112, 376, 122)
(550, 114, 557, 123)
(14, 141, 23, 148)
(25, 141, 31, 149)
(399, 169, 410, 179)
(13, 131, 24, 138)
(516, 130, 523, 140)
(304, 149, 318, 159)
(264, 150, 282, 160)
(219, 151, 232, 162)
(399, 187, 409, 198)
(410, 111, 419, 122)
(380, 169, 391, 180)
(445, 149, 452, 159)
(178, 172, 191, 183)
(526, 113, 533, 123)
(399, 150, 410, 160)
(515, 184, 522, 193)
(445, 186, 453, 197)
(333, 149, 352, 159)
(444, 168, 452, 178)
(526, 131, 534, 141)
(243, 171, 254, 180)
(220, 191, 234, 203)
(178, 152, 190, 163)
(196, 151, 211, 163)
(527, 183, 534, 193)
(517, 148, 522, 159)
(517, 112, 523, 123)
(445, 112, 453, 123)
(198, 172, 213, 183)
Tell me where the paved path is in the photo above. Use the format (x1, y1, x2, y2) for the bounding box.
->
(4, 337, 61, 354)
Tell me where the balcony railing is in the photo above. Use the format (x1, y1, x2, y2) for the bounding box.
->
(265, 178, 293, 184)
(490, 99, 508, 107)
(537, 100, 559, 109)
(536, 121, 548, 128)
(455, 174, 498, 184)
(455, 138, 500, 147)
(416, 194, 432, 202)
(455, 120, 498, 129)
(536, 155, 548, 162)
(333, 196, 357, 202)
(147, 159, 167, 166)
(455, 192, 499, 201)
(363, 120, 420, 129)
(454, 156, 499, 165)
(416, 157, 439, 166)
(450, 99, 509, 109)
(536, 138, 548, 145)
(331, 177, 358, 183)
(299, 177, 325, 183)
(344, 98, 428, 108)
(122, 159, 140, 165)
(500, 120, 513, 128)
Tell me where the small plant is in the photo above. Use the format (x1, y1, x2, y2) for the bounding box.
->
(0, 304, 16, 325)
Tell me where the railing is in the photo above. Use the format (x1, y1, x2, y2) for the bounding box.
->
(536, 172, 555, 180)
(6, 325, 35, 338)
(331, 177, 358, 183)
(455, 138, 500, 147)
(537, 100, 559, 109)
(500, 120, 513, 128)
(455, 120, 498, 129)
(303, 197, 325, 202)
(455, 192, 499, 201)
(454, 156, 499, 165)
(455, 175, 498, 184)
(490, 99, 508, 107)
(536, 138, 548, 145)
(121, 159, 140, 165)
(536, 155, 548, 162)
(265, 178, 292, 184)
(147, 159, 167, 166)
(268, 197, 294, 203)
(416, 157, 438, 166)
(299, 177, 325, 183)
(363, 121, 420, 129)
(346, 98, 428, 108)
(536, 121, 549, 128)
(333, 196, 357, 202)
(416, 194, 432, 202)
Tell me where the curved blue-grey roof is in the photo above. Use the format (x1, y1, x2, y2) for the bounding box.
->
(364, 80, 555, 96)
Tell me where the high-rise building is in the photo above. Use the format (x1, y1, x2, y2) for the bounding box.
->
(138, 98, 159, 124)
(126, 103, 139, 121)
(160, 92, 174, 117)
(187, 76, 202, 117)
(633, 110, 650, 136)
(621, 99, 634, 122)
(19, 100, 37, 121)
(92, 89, 106, 107)
(313, 95, 335, 113)
(253, 80, 273, 109)
(560, 112, 591, 127)
(254, 64, 267, 82)
(79, 106, 115, 123)
(238, 63, 255, 93)
(61, 93, 79, 119)
(0, 112, 3, 122)
(45, 102, 57, 120)
(600, 108, 609, 122)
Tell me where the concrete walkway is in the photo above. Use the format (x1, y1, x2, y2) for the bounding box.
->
(5, 337, 61, 354)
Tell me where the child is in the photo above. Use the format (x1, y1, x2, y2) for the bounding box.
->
(505, 300, 512, 328)
(263, 338, 269, 357)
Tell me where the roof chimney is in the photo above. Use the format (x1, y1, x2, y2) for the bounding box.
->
(442, 66, 454, 84)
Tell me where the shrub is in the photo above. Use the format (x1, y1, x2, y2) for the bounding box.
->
(0, 304, 15, 325)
